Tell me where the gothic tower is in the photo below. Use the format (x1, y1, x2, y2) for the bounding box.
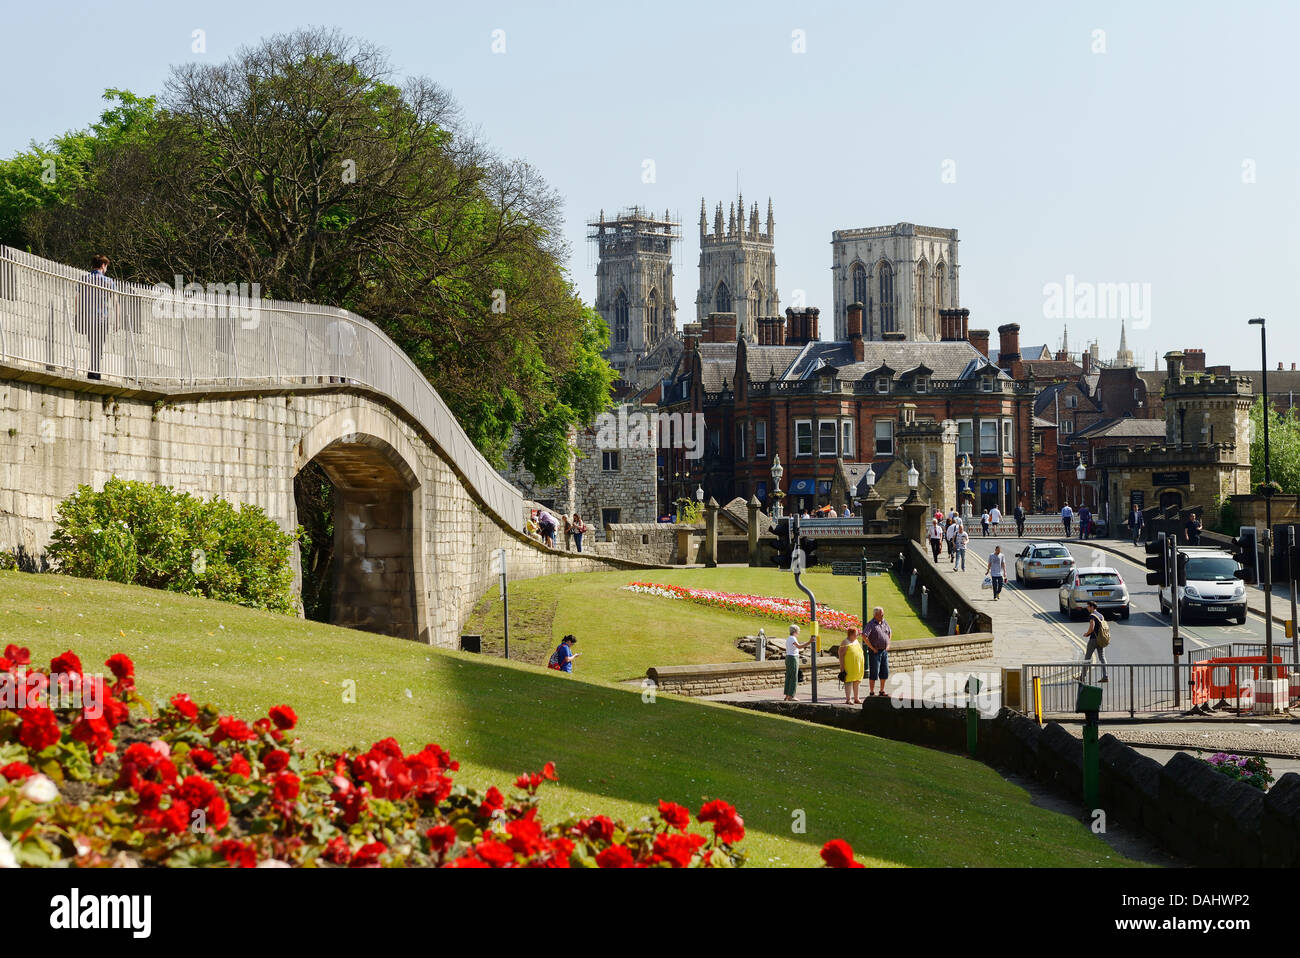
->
(830, 223, 959, 342)
(590, 207, 680, 378)
(696, 195, 779, 341)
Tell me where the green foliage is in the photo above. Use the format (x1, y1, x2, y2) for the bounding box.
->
(675, 499, 704, 524)
(1211, 494, 1237, 534)
(47, 478, 298, 614)
(1197, 752, 1274, 792)
(1249, 398, 1300, 495)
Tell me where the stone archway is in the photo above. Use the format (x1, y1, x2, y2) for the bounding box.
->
(294, 409, 428, 642)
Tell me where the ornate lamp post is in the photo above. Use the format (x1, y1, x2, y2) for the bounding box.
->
(1075, 454, 1087, 509)
(959, 453, 974, 519)
(906, 460, 920, 502)
(769, 454, 785, 519)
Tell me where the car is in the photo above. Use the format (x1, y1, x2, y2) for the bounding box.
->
(1158, 546, 1248, 625)
(1014, 542, 1076, 587)
(1059, 567, 1130, 620)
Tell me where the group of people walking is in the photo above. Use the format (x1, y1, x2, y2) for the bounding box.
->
(527, 508, 588, 552)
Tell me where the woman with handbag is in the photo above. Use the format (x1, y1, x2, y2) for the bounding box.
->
(571, 513, 587, 553)
(837, 627, 865, 705)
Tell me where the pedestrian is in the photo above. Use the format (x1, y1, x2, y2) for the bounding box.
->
(783, 624, 809, 701)
(547, 634, 581, 673)
(863, 606, 891, 697)
(955, 524, 969, 571)
(989, 505, 1002, 535)
(945, 518, 959, 564)
(987, 545, 1006, 600)
(562, 514, 573, 551)
(537, 509, 558, 548)
(838, 626, 865, 705)
(1185, 512, 1203, 546)
(928, 517, 944, 561)
(980, 510, 990, 537)
(571, 513, 587, 553)
(1079, 504, 1092, 540)
(1130, 504, 1145, 546)
(1077, 601, 1110, 684)
(75, 254, 116, 380)
(526, 510, 541, 540)
(1061, 503, 1074, 538)
(1014, 500, 1026, 538)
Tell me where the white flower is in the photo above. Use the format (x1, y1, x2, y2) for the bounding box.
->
(256, 859, 291, 868)
(0, 834, 17, 869)
(18, 774, 59, 805)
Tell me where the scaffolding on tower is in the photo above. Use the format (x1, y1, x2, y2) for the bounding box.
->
(586, 206, 681, 269)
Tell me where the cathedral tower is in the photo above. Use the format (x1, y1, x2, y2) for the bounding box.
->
(696, 195, 779, 340)
(830, 223, 959, 342)
(589, 207, 679, 378)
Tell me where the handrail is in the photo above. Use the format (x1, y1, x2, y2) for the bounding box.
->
(0, 245, 524, 526)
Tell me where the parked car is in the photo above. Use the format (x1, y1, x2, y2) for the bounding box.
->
(1014, 542, 1076, 587)
(1158, 547, 1248, 625)
(1059, 567, 1130, 620)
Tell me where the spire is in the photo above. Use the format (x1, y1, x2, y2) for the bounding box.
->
(767, 197, 774, 239)
(1119, 319, 1128, 353)
(714, 202, 723, 236)
(699, 198, 706, 236)
(728, 202, 735, 235)
(1062, 324, 1069, 355)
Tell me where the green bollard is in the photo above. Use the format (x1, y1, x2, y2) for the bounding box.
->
(1076, 684, 1103, 812)
(965, 675, 981, 757)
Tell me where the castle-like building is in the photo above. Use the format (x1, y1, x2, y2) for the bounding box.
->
(829, 224, 960, 342)
(695, 194, 779, 340)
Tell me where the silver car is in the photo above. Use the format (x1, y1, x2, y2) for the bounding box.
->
(1014, 542, 1076, 587)
(1059, 567, 1131, 620)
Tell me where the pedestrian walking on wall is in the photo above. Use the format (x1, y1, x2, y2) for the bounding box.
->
(537, 509, 558, 548)
(929, 518, 944, 562)
(863, 607, 891, 697)
(76, 254, 116, 380)
(987, 546, 1006, 600)
(783, 625, 809, 701)
(571, 513, 587, 553)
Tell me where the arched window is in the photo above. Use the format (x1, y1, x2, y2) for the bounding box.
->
(934, 262, 946, 311)
(646, 289, 659, 340)
(614, 289, 629, 343)
(715, 281, 731, 313)
(878, 261, 895, 333)
(750, 282, 762, 321)
(851, 263, 868, 310)
(916, 258, 929, 337)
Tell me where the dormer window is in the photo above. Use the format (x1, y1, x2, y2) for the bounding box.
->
(981, 377, 994, 393)
(915, 377, 928, 394)
(876, 377, 891, 394)
(821, 377, 834, 393)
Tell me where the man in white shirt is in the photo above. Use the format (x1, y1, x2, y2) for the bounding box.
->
(945, 520, 959, 566)
(1061, 504, 1074, 538)
(783, 625, 810, 701)
(987, 546, 1006, 600)
(989, 505, 1002, 535)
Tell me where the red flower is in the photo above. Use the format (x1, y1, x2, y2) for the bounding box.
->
(211, 715, 255, 744)
(578, 816, 616, 844)
(425, 825, 458, 855)
(474, 835, 516, 868)
(71, 714, 115, 763)
(170, 693, 198, 721)
(445, 854, 490, 868)
(160, 799, 193, 835)
(215, 839, 256, 868)
(698, 799, 745, 845)
(50, 650, 82, 675)
(269, 705, 297, 730)
(651, 831, 705, 868)
(480, 786, 504, 816)
(227, 754, 251, 778)
(177, 774, 219, 811)
(101, 694, 130, 728)
(542, 761, 557, 781)
(1, 761, 35, 781)
(208, 795, 230, 832)
(505, 817, 547, 858)
(820, 839, 864, 868)
(262, 749, 291, 774)
(349, 841, 386, 868)
(596, 844, 636, 868)
(17, 706, 61, 752)
(658, 800, 691, 832)
(0, 657, 9, 672)
(188, 748, 217, 771)
(515, 771, 543, 792)
(105, 654, 134, 686)
(3, 645, 30, 666)
(272, 771, 300, 805)
(322, 836, 352, 865)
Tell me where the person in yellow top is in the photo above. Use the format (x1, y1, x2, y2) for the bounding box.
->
(838, 626, 865, 705)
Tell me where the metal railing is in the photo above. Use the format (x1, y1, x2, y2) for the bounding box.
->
(1022, 663, 1190, 717)
(0, 246, 523, 526)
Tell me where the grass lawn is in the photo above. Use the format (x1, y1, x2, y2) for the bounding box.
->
(464, 565, 935, 683)
(0, 570, 1137, 868)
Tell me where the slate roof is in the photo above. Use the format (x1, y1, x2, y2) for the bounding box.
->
(784, 340, 1008, 382)
(1072, 417, 1167, 440)
(1021, 359, 1085, 380)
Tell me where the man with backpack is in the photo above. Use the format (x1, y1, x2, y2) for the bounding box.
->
(1077, 601, 1110, 684)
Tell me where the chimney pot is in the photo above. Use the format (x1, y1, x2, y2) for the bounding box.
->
(968, 327, 990, 358)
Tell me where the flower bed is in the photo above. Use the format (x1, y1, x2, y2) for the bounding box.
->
(622, 582, 862, 633)
(0, 642, 859, 868)
(1196, 752, 1274, 792)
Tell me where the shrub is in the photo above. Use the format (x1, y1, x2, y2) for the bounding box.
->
(46, 478, 298, 613)
(1197, 752, 1274, 792)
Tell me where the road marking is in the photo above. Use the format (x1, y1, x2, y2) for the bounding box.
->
(970, 554, 1088, 653)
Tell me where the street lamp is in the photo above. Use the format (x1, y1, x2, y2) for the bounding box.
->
(864, 463, 876, 491)
(770, 454, 785, 519)
(1076, 455, 1087, 509)
(695, 485, 704, 505)
(906, 460, 920, 502)
(1250, 317, 1276, 679)
(959, 453, 973, 518)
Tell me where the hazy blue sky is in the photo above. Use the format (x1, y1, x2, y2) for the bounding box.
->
(4, 1, 1297, 370)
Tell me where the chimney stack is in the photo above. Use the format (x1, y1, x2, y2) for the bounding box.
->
(959, 308, 970, 340)
(1165, 350, 1185, 384)
(683, 322, 702, 353)
(703, 312, 737, 344)
(1182, 348, 1206, 373)
(1082, 350, 1091, 374)
(997, 323, 1021, 371)
(784, 307, 820, 347)
(847, 302, 864, 363)
(968, 328, 990, 358)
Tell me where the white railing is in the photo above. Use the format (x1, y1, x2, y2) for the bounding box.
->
(0, 246, 523, 526)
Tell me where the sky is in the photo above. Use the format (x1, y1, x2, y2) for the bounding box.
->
(3, 0, 1297, 371)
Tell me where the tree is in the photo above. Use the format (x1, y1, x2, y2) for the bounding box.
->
(3, 29, 612, 484)
(1249, 398, 1300, 495)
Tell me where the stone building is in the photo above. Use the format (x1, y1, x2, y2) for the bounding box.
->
(590, 208, 679, 381)
(696, 194, 779, 340)
(830, 223, 960, 342)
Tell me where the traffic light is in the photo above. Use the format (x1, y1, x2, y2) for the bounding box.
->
(1174, 550, 1188, 587)
(769, 517, 793, 570)
(799, 535, 819, 570)
(1232, 528, 1258, 583)
(1145, 537, 1167, 587)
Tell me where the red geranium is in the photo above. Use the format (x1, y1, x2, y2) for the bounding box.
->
(577, 815, 616, 844)
(188, 748, 217, 771)
(50, 650, 82, 675)
(215, 839, 256, 868)
(322, 835, 351, 865)
(208, 795, 230, 831)
(596, 844, 636, 868)
(105, 654, 134, 688)
(658, 800, 691, 832)
(3, 644, 30, 666)
(698, 799, 745, 844)
(160, 799, 193, 835)
(170, 693, 199, 721)
(262, 749, 291, 774)
(425, 825, 457, 856)
(17, 706, 61, 752)
(651, 831, 706, 868)
(272, 772, 300, 805)
(505, 816, 547, 857)
(177, 774, 218, 811)
(820, 838, 864, 868)
(211, 715, 255, 744)
(269, 705, 297, 730)
(349, 841, 386, 868)
(227, 754, 251, 778)
(474, 834, 516, 868)
(71, 714, 116, 763)
(479, 786, 504, 816)
(1, 761, 35, 781)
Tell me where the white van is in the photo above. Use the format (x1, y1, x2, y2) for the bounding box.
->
(1158, 546, 1247, 625)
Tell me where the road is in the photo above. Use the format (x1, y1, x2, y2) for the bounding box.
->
(956, 534, 1279, 664)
